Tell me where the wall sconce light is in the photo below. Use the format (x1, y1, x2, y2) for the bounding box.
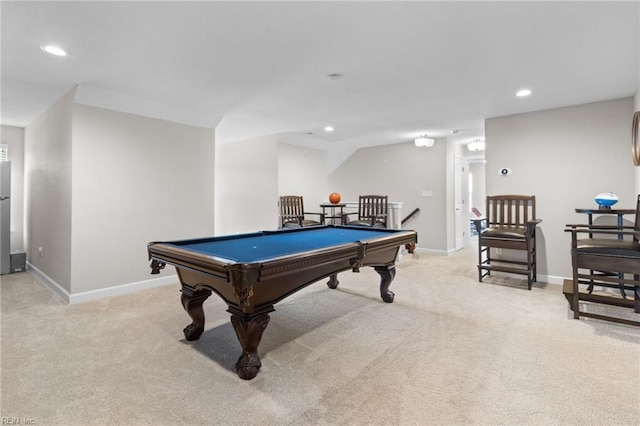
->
(414, 135, 435, 147)
(467, 139, 486, 151)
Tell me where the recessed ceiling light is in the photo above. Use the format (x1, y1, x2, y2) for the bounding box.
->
(327, 73, 343, 80)
(516, 88, 532, 97)
(40, 45, 67, 56)
(324, 126, 334, 132)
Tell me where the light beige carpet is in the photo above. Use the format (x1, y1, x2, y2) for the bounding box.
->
(1, 246, 639, 425)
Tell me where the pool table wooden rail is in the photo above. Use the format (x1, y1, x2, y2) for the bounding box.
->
(148, 229, 416, 313)
(147, 226, 417, 379)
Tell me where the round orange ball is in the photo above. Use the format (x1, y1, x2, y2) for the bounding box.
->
(329, 192, 341, 204)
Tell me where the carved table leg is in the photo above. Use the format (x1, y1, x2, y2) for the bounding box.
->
(374, 265, 396, 303)
(180, 287, 212, 341)
(327, 273, 340, 289)
(230, 313, 271, 380)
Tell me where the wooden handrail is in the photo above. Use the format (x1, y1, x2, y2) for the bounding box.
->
(401, 208, 420, 226)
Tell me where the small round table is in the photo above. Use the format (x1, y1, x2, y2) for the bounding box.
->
(319, 203, 346, 225)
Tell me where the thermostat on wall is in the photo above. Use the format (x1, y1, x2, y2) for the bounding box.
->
(498, 167, 512, 176)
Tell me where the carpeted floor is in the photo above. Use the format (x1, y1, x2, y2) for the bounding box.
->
(1, 245, 639, 425)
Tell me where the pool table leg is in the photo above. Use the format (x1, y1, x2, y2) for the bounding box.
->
(326, 273, 340, 289)
(230, 312, 271, 380)
(374, 265, 396, 303)
(180, 286, 212, 341)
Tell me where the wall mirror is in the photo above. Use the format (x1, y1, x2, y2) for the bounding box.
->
(633, 110, 640, 166)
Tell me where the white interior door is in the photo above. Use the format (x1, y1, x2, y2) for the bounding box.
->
(454, 156, 466, 251)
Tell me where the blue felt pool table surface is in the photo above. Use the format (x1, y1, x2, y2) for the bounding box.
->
(166, 226, 394, 263)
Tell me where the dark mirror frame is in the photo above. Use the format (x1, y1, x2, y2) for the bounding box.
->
(633, 110, 640, 166)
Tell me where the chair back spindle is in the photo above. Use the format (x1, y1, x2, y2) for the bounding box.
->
(487, 195, 535, 229)
(280, 196, 303, 218)
(359, 195, 388, 221)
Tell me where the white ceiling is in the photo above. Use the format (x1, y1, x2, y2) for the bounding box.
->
(2, 1, 639, 151)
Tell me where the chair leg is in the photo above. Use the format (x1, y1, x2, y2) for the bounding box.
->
(635, 288, 640, 314)
(479, 246, 491, 282)
(526, 244, 532, 290)
(477, 242, 484, 282)
(618, 273, 627, 299)
(532, 241, 537, 282)
(572, 262, 580, 319)
(635, 276, 640, 314)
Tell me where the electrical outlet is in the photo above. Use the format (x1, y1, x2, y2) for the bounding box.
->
(38, 246, 44, 257)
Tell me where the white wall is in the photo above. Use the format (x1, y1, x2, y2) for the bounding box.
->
(485, 97, 635, 281)
(214, 138, 327, 234)
(15, 91, 640, 300)
(328, 139, 450, 252)
(214, 135, 279, 235)
(24, 88, 75, 291)
(1, 125, 25, 251)
(278, 143, 328, 222)
(71, 105, 215, 294)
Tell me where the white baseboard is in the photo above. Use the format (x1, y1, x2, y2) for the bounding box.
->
(25, 259, 569, 305)
(537, 274, 566, 286)
(26, 262, 178, 304)
(27, 263, 71, 302)
(413, 247, 453, 256)
(400, 251, 569, 286)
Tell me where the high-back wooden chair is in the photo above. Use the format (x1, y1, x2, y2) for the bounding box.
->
(473, 195, 541, 289)
(564, 194, 640, 326)
(278, 195, 324, 228)
(342, 195, 388, 228)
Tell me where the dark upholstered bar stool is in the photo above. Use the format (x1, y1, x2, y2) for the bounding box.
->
(565, 194, 640, 326)
(472, 195, 541, 290)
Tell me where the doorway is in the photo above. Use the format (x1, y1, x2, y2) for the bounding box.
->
(454, 156, 466, 251)
(468, 159, 486, 243)
(454, 156, 486, 251)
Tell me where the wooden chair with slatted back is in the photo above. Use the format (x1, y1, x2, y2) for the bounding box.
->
(472, 195, 541, 289)
(278, 195, 324, 228)
(564, 194, 640, 325)
(342, 195, 388, 228)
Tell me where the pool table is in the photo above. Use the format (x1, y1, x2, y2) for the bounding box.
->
(147, 225, 417, 380)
